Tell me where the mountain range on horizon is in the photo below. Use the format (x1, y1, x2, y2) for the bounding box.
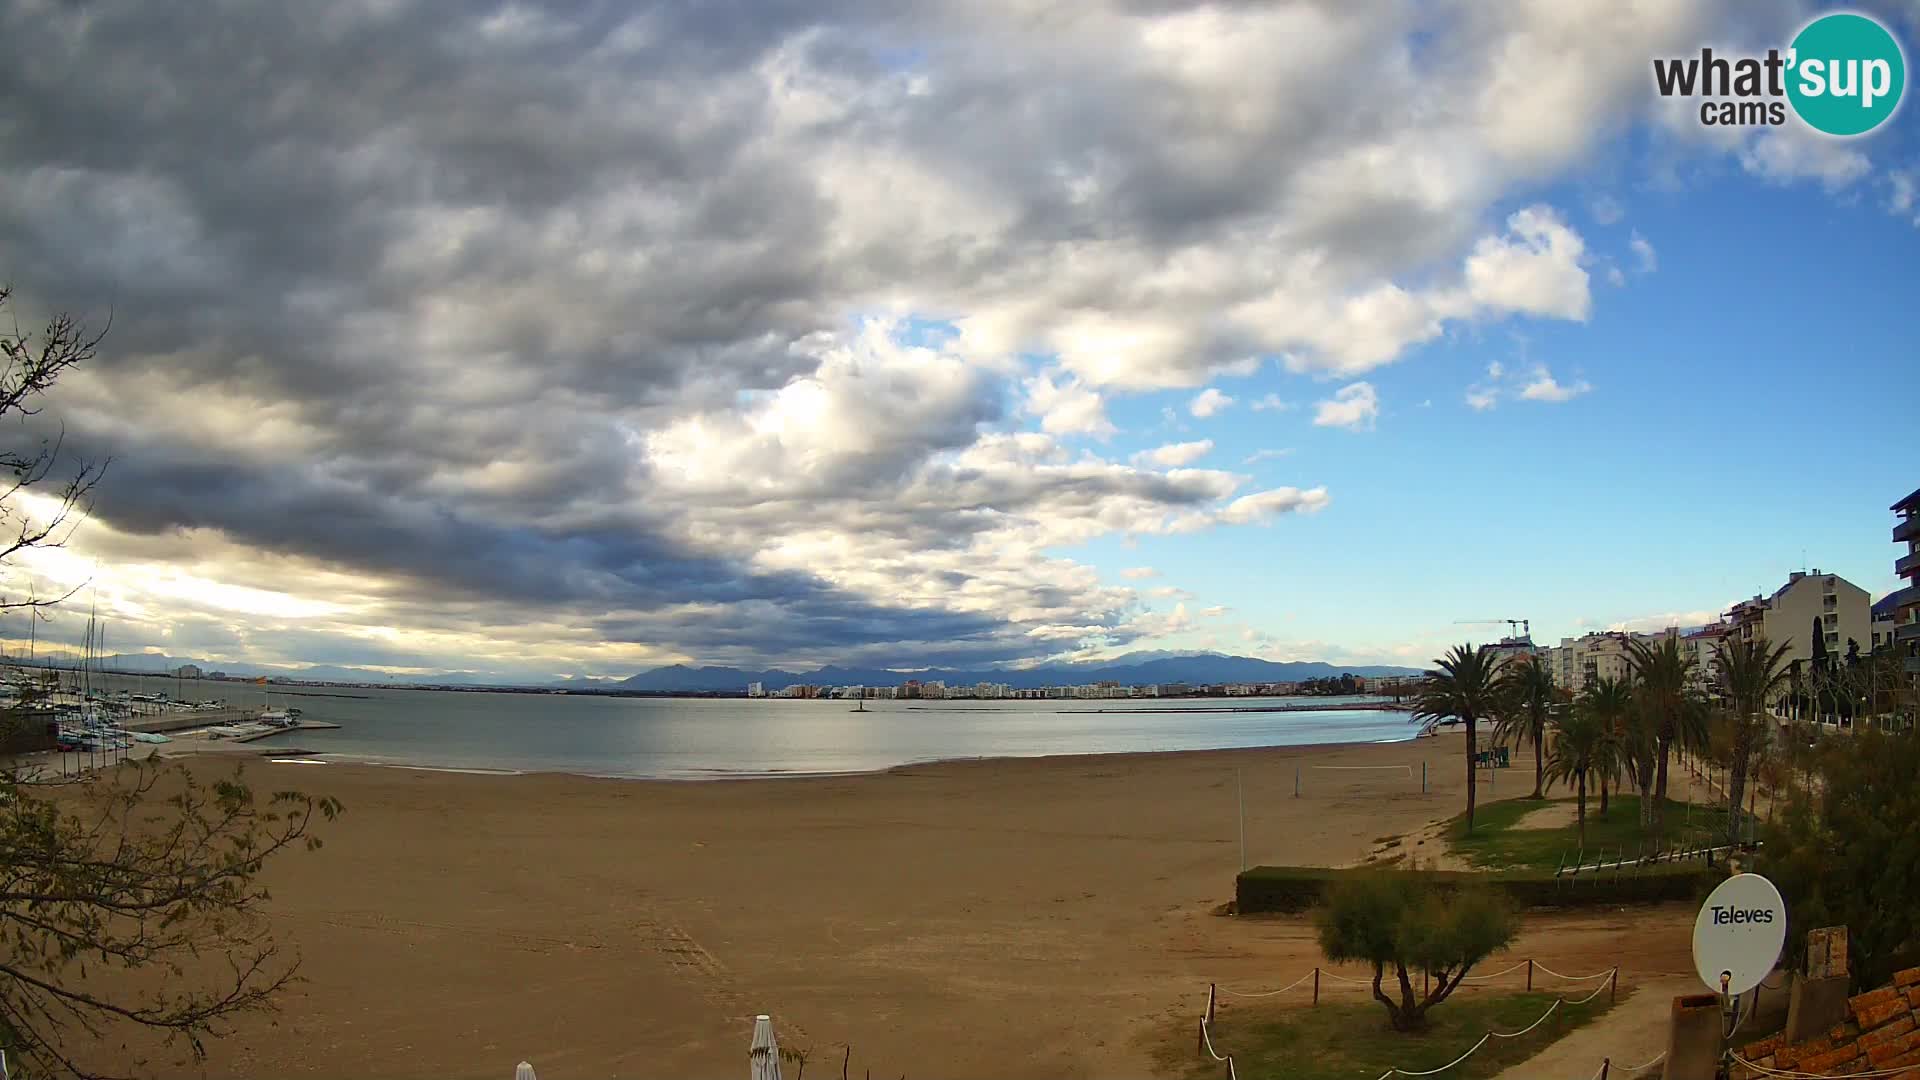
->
(592, 651, 1426, 692)
(12, 649, 1425, 692)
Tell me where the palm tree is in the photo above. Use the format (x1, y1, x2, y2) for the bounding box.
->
(1542, 705, 1618, 850)
(1413, 643, 1504, 834)
(1493, 655, 1556, 799)
(1625, 637, 1705, 832)
(1712, 636, 1794, 845)
(1577, 675, 1634, 817)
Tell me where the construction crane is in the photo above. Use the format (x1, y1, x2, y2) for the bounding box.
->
(1453, 618, 1531, 639)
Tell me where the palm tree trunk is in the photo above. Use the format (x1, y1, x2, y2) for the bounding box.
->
(1727, 716, 1750, 846)
(1654, 739, 1671, 831)
(1599, 772, 1609, 816)
(1637, 754, 1654, 829)
(1577, 771, 1587, 849)
(1532, 725, 1544, 799)
(1464, 715, 1478, 833)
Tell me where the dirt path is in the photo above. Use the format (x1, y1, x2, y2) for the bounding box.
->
(1487, 977, 1693, 1080)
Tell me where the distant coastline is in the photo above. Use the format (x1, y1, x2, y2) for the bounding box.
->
(35, 663, 1419, 705)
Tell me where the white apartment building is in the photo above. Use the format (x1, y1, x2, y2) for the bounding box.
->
(746, 681, 764, 698)
(1893, 488, 1920, 675)
(1725, 568, 1872, 667)
(1547, 631, 1636, 693)
(1682, 625, 1731, 694)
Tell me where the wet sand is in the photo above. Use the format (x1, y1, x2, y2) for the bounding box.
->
(77, 733, 1696, 1079)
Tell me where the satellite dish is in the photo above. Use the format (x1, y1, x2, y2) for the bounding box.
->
(1692, 873, 1786, 997)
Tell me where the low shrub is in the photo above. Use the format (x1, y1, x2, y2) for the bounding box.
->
(1237, 861, 1716, 914)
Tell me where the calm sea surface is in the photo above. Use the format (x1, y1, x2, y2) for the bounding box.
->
(86, 673, 1418, 779)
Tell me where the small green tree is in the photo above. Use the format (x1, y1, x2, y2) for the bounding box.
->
(1314, 875, 1517, 1032)
(1765, 727, 1920, 989)
(0, 762, 341, 1076)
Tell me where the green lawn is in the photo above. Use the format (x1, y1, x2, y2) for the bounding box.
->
(1157, 990, 1618, 1080)
(1448, 794, 1731, 871)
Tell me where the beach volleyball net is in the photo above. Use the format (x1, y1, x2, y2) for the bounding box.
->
(1293, 762, 1423, 796)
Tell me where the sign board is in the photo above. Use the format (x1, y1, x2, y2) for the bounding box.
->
(1692, 873, 1786, 996)
(1806, 925, 1848, 980)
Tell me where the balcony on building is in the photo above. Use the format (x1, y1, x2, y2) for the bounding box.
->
(1896, 514, 1920, 545)
(1897, 549, 1920, 580)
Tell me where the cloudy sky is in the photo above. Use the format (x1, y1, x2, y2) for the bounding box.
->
(1, 0, 1916, 681)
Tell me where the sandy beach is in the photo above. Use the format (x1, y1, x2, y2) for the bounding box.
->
(76, 733, 1699, 1079)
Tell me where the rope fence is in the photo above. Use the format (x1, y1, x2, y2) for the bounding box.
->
(1196, 989, 1239, 1080)
(1368, 976, 1616, 1080)
(1618, 1050, 1666, 1075)
(1201, 963, 1620, 1080)
(1215, 958, 1619, 1004)
(1731, 1054, 1920, 1078)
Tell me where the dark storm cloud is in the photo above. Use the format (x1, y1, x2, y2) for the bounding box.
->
(0, 0, 1495, 670)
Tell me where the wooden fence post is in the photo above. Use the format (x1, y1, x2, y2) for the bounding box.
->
(1207, 984, 1216, 1025)
(1527, 959, 1534, 991)
(1610, 968, 1618, 1005)
(1313, 968, 1320, 1006)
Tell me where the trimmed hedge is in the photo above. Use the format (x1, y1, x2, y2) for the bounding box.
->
(1237, 861, 1718, 914)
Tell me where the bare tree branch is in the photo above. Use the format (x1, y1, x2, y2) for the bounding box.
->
(0, 284, 336, 1077)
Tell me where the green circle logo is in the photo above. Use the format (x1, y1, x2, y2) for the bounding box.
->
(1787, 12, 1906, 136)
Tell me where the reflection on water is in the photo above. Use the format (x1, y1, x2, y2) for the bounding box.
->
(83, 673, 1417, 778)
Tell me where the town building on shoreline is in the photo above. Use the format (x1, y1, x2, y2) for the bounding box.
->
(1873, 594, 1900, 654)
(1486, 629, 1542, 673)
(1725, 568, 1871, 667)
(1545, 568, 1878, 709)
(1892, 487, 1920, 679)
(738, 677, 1408, 701)
(1547, 631, 1637, 693)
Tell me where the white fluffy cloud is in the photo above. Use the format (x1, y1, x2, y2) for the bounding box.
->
(1024, 370, 1117, 437)
(1519, 366, 1593, 403)
(1461, 206, 1592, 322)
(1189, 388, 1234, 418)
(1132, 440, 1214, 468)
(1249, 393, 1292, 412)
(1739, 128, 1872, 191)
(1312, 382, 1380, 431)
(1243, 448, 1295, 464)
(1121, 566, 1160, 580)
(1889, 168, 1920, 226)
(1629, 230, 1657, 272)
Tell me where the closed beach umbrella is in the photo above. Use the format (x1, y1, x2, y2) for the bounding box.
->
(514, 1063, 537, 1080)
(749, 1014, 783, 1080)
